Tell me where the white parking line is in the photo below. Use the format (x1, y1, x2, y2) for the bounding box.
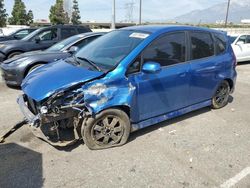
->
(220, 167, 250, 188)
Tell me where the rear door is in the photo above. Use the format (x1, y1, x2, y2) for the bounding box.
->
(188, 31, 225, 105)
(127, 32, 190, 122)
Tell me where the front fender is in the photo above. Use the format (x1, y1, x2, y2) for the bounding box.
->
(82, 79, 136, 116)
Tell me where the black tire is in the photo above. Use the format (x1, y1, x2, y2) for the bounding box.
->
(212, 80, 230, 109)
(7, 51, 22, 59)
(27, 64, 44, 76)
(82, 108, 131, 150)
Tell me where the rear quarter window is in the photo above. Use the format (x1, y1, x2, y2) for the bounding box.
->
(190, 31, 214, 60)
(214, 33, 227, 55)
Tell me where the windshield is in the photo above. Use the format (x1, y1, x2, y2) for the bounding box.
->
(21, 28, 42, 41)
(229, 36, 237, 44)
(47, 35, 81, 52)
(75, 30, 149, 70)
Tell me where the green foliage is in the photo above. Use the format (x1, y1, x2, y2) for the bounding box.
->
(71, 0, 81, 25)
(8, 0, 28, 25)
(0, 0, 7, 27)
(49, 0, 69, 25)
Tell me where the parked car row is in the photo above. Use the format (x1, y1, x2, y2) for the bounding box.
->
(0, 25, 237, 150)
(1, 32, 105, 86)
(0, 28, 37, 42)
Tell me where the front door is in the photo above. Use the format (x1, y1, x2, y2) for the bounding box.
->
(128, 32, 190, 122)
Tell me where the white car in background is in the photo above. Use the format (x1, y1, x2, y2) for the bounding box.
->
(230, 34, 250, 63)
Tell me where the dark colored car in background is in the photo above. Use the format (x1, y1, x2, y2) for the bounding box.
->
(0, 32, 105, 86)
(0, 25, 92, 61)
(0, 28, 37, 42)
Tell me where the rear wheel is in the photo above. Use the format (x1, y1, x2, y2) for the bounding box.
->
(212, 80, 230, 109)
(82, 109, 131, 150)
(7, 51, 22, 59)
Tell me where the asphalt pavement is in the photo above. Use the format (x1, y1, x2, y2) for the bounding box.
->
(0, 63, 250, 188)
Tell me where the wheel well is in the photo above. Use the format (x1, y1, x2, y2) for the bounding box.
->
(7, 50, 24, 58)
(117, 105, 130, 117)
(102, 105, 130, 118)
(225, 78, 234, 91)
(24, 62, 47, 78)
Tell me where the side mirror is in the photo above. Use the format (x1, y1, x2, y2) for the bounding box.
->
(34, 36, 40, 43)
(142, 61, 161, 74)
(68, 46, 79, 54)
(14, 35, 20, 39)
(236, 41, 244, 45)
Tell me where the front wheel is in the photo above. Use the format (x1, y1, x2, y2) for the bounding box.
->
(212, 80, 230, 109)
(82, 109, 131, 150)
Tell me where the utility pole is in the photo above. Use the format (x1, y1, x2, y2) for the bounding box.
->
(225, 0, 231, 27)
(139, 0, 142, 25)
(125, 1, 135, 23)
(111, 0, 116, 29)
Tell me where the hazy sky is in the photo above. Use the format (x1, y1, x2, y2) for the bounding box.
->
(4, 0, 227, 22)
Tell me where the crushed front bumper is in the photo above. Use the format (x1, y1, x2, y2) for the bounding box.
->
(17, 95, 80, 147)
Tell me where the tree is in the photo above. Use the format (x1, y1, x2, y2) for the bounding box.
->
(49, 0, 69, 24)
(26, 10, 34, 25)
(0, 0, 7, 27)
(71, 0, 81, 25)
(8, 0, 27, 25)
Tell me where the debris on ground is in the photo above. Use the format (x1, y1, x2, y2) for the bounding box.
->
(0, 119, 27, 143)
(169, 130, 177, 135)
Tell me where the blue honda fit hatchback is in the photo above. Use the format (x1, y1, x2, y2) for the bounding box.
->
(18, 25, 237, 149)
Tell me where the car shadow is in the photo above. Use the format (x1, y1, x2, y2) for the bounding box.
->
(0, 143, 43, 188)
(54, 139, 83, 152)
(128, 106, 211, 143)
(237, 61, 250, 66)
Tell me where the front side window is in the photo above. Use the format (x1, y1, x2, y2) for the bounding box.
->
(37, 29, 57, 41)
(246, 35, 250, 44)
(143, 32, 186, 66)
(14, 30, 29, 39)
(47, 35, 82, 52)
(190, 31, 214, 60)
(237, 35, 246, 44)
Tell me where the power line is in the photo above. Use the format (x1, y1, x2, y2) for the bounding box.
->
(125, 0, 135, 23)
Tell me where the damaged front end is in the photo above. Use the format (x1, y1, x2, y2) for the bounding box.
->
(17, 87, 89, 147)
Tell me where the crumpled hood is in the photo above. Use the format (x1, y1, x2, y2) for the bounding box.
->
(22, 60, 104, 102)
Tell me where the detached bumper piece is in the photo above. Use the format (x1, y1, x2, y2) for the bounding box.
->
(17, 95, 83, 147)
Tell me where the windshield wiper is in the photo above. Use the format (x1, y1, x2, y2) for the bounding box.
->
(76, 56, 101, 72)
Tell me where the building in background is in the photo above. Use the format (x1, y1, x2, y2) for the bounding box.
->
(63, 0, 73, 20)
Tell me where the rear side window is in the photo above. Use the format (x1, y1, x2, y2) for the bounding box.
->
(214, 33, 227, 55)
(77, 28, 90, 33)
(71, 35, 100, 49)
(190, 31, 214, 60)
(61, 28, 77, 39)
(143, 32, 186, 67)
